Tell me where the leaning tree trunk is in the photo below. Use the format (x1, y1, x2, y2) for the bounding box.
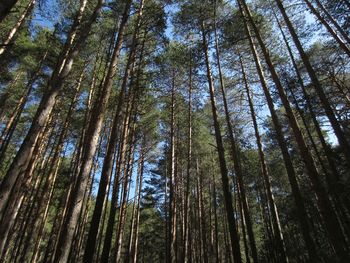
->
(0, 0, 103, 238)
(52, 2, 135, 263)
(275, 0, 350, 171)
(269, 1, 349, 260)
(82, 3, 141, 261)
(237, 1, 319, 260)
(0, 50, 48, 163)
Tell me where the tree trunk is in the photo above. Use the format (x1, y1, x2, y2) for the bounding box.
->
(270, 1, 350, 260)
(0, 0, 103, 227)
(241, 57, 288, 263)
(82, 3, 141, 262)
(201, 21, 242, 263)
(0, 50, 48, 163)
(51, 2, 136, 263)
(275, 0, 350, 171)
(183, 51, 192, 263)
(214, 20, 258, 263)
(100, 99, 134, 263)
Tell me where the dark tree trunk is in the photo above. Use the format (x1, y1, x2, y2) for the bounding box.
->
(201, 21, 242, 263)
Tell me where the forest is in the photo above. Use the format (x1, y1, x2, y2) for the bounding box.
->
(0, 0, 349, 262)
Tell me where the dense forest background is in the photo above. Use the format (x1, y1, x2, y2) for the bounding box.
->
(0, 0, 349, 262)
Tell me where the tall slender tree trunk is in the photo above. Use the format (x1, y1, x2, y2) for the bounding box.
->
(0, 50, 48, 163)
(211, 172, 220, 263)
(0, 106, 57, 256)
(51, 2, 137, 263)
(240, 57, 288, 263)
(169, 69, 178, 263)
(115, 128, 137, 263)
(214, 20, 258, 263)
(183, 51, 192, 263)
(201, 21, 242, 263)
(273, 14, 341, 184)
(196, 159, 208, 263)
(130, 143, 145, 263)
(313, 0, 350, 44)
(100, 99, 134, 263)
(82, 3, 142, 262)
